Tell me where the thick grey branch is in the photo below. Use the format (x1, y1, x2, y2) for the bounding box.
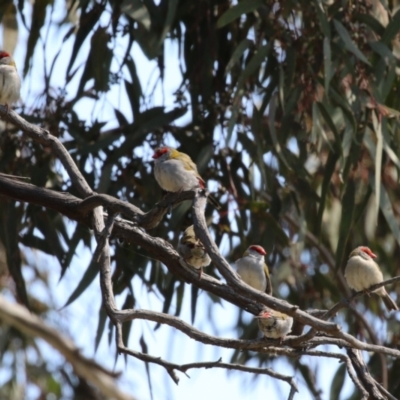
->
(0, 173, 196, 231)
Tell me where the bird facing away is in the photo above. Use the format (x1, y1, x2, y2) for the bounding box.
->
(236, 245, 272, 295)
(0, 51, 21, 109)
(177, 225, 211, 278)
(345, 246, 398, 311)
(255, 308, 293, 340)
(152, 146, 220, 209)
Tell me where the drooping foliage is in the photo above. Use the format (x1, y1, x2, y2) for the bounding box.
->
(1, 0, 400, 398)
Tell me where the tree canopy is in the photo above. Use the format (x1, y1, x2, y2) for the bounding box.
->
(1, 0, 400, 399)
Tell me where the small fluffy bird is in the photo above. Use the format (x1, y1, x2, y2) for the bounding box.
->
(256, 308, 293, 341)
(236, 245, 272, 295)
(178, 225, 211, 278)
(345, 246, 398, 311)
(152, 146, 220, 209)
(0, 51, 21, 110)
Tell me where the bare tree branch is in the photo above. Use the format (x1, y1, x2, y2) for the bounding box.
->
(347, 349, 387, 400)
(0, 295, 135, 400)
(1, 174, 400, 358)
(1, 107, 399, 399)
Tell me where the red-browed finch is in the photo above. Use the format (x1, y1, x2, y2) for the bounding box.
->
(0, 51, 21, 110)
(177, 225, 211, 278)
(345, 246, 398, 311)
(236, 245, 272, 295)
(152, 146, 220, 209)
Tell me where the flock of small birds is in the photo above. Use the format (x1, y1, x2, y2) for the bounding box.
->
(0, 51, 397, 341)
(152, 146, 399, 340)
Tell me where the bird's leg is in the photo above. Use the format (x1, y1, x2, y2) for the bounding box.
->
(198, 267, 203, 280)
(165, 188, 184, 214)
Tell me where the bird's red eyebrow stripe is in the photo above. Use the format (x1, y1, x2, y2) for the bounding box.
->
(361, 247, 377, 258)
(152, 147, 169, 159)
(249, 245, 266, 255)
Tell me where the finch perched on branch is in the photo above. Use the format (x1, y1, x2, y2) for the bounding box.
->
(345, 246, 398, 311)
(152, 146, 220, 209)
(236, 245, 272, 295)
(0, 51, 21, 111)
(255, 308, 293, 340)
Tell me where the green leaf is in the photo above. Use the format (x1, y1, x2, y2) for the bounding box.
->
(94, 304, 107, 353)
(191, 285, 199, 324)
(225, 39, 252, 74)
(372, 112, 382, 229)
(23, 0, 52, 76)
(381, 7, 400, 44)
(63, 258, 99, 307)
(355, 13, 385, 37)
(323, 37, 331, 93)
(284, 46, 296, 97)
(227, 102, 240, 143)
(160, 0, 178, 46)
(132, 0, 178, 59)
(125, 57, 143, 117)
(77, 27, 113, 95)
(335, 179, 355, 270)
(174, 281, 184, 316)
(66, 3, 104, 76)
(377, 182, 400, 247)
(140, 335, 154, 399)
(312, 102, 333, 152)
(251, 106, 267, 189)
(333, 19, 371, 66)
(237, 44, 271, 88)
(312, 0, 330, 38)
(121, 0, 151, 30)
(113, 107, 187, 160)
(0, 205, 29, 308)
(216, 0, 263, 28)
(316, 150, 340, 236)
(330, 363, 346, 400)
(122, 292, 135, 347)
(329, 87, 357, 134)
(268, 93, 290, 169)
(317, 102, 342, 153)
(278, 66, 285, 111)
(368, 41, 395, 63)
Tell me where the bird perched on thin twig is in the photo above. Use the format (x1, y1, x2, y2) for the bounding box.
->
(255, 308, 293, 341)
(178, 225, 211, 278)
(152, 146, 220, 209)
(0, 51, 21, 111)
(236, 245, 272, 295)
(345, 246, 398, 311)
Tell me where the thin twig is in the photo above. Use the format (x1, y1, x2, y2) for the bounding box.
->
(347, 349, 386, 400)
